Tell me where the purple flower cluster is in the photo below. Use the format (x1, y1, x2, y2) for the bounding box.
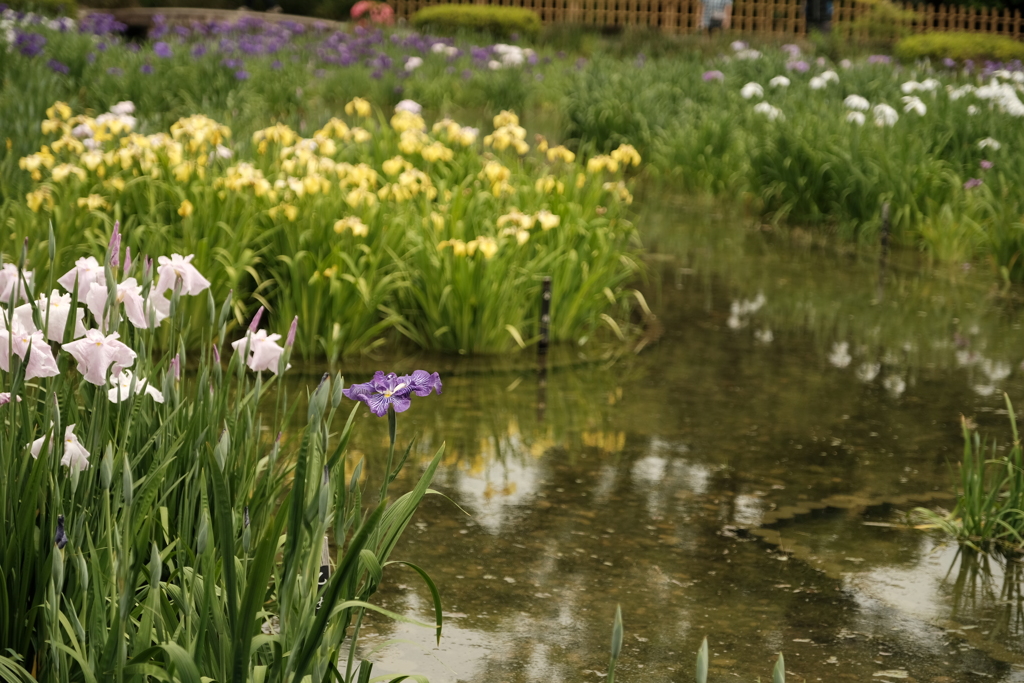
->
(15, 31, 47, 57)
(47, 58, 69, 74)
(79, 13, 127, 35)
(344, 370, 442, 416)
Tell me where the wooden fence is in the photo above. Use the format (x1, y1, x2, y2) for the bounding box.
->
(393, 0, 1024, 39)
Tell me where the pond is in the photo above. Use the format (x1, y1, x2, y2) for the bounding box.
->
(296, 195, 1024, 682)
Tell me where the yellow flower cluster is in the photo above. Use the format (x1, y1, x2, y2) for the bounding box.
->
(253, 123, 296, 150)
(345, 97, 373, 118)
(378, 168, 437, 202)
(484, 125, 529, 155)
(20, 101, 639, 253)
(588, 144, 643, 173)
(484, 109, 528, 154)
(77, 194, 108, 211)
(334, 216, 369, 237)
(587, 155, 620, 174)
(431, 119, 478, 146)
(603, 181, 634, 204)
(171, 114, 231, 153)
(398, 129, 429, 156)
(495, 208, 561, 244)
(610, 143, 642, 167)
(437, 236, 499, 259)
(337, 163, 379, 188)
(421, 141, 455, 163)
(546, 146, 575, 164)
(480, 160, 513, 196)
(535, 175, 566, 194)
(391, 110, 426, 134)
(219, 163, 273, 197)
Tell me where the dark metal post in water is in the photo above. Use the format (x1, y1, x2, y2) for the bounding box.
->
(539, 277, 551, 354)
(537, 277, 551, 421)
(876, 202, 891, 302)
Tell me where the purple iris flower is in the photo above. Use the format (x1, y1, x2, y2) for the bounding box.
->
(786, 60, 810, 72)
(867, 54, 891, 64)
(943, 57, 956, 68)
(235, 69, 250, 80)
(980, 160, 993, 170)
(344, 371, 442, 416)
(963, 178, 983, 189)
(702, 70, 724, 81)
(15, 32, 46, 57)
(140, 63, 153, 74)
(154, 41, 172, 57)
(191, 44, 207, 58)
(47, 59, 70, 74)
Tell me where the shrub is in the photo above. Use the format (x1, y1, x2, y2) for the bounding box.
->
(849, 0, 915, 48)
(895, 31, 1024, 63)
(1, 0, 77, 15)
(411, 4, 541, 39)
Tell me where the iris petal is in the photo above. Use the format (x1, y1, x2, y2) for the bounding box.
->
(366, 393, 393, 417)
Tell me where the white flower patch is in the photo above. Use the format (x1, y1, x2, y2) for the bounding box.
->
(844, 95, 870, 111)
(901, 96, 927, 116)
(753, 102, 784, 121)
(846, 111, 866, 125)
(740, 82, 764, 100)
(873, 104, 899, 127)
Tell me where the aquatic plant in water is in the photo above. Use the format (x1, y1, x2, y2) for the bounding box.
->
(915, 395, 1024, 551)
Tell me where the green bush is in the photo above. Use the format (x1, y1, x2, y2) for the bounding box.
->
(2, 0, 77, 15)
(411, 4, 541, 39)
(849, 0, 915, 48)
(895, 31, 1024, 63)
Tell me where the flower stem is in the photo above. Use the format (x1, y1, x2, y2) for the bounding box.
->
(379, 404, 397, 502)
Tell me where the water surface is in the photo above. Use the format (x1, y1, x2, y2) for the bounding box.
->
(306, 200, 1024, 682)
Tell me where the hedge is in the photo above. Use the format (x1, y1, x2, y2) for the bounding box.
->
(410, 4, 542, 38)
(895, 31, 1024, 63)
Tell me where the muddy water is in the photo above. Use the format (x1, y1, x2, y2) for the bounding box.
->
(312, 200, 1024, 682)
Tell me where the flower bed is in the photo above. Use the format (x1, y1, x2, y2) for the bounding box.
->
(6, 98, 641, 357)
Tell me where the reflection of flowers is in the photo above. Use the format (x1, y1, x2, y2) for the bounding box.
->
(856, 362, 880, 382)
(344, 370, 442, 416)
(828, 341, 852, 368)
(883, 375, 906, 397)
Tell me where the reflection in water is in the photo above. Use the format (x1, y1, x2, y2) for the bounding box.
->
(289, 197, 1024, 682)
